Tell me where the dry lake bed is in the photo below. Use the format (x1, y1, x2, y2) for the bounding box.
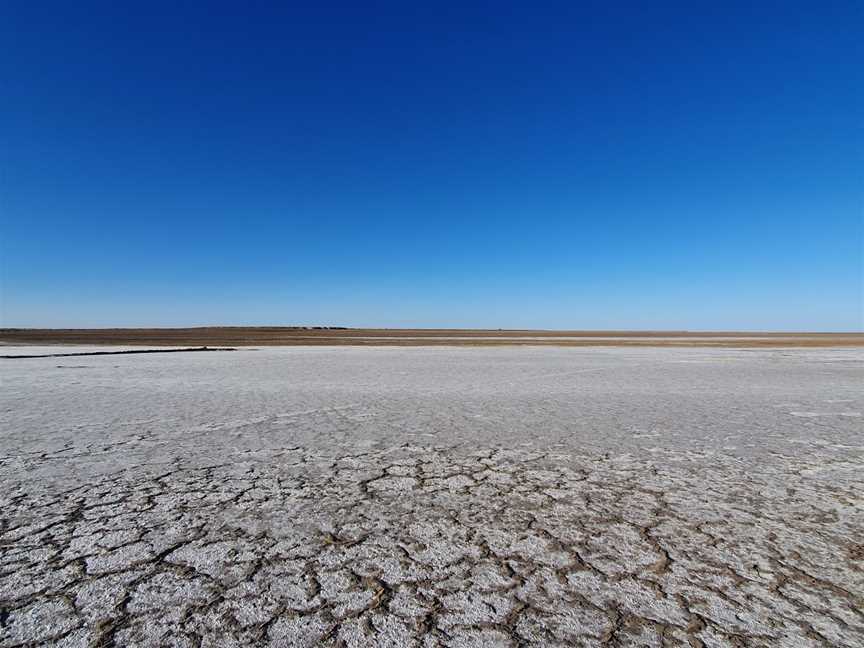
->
(1, 346, 862, 647)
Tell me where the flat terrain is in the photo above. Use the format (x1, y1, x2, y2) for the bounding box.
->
(2, 327, 863, 348)
(1, 346, 862, 646)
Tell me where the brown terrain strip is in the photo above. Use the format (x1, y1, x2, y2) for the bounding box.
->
(1, 327, 862, 347)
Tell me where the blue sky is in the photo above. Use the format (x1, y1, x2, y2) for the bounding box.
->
(1, 1, 861, 330)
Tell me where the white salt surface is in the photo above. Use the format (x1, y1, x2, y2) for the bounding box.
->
(1, 346, 862, 646)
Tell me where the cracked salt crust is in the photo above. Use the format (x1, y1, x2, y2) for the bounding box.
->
(1, 346, 862, 646)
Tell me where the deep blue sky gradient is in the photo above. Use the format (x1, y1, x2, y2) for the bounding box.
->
(2, 1, 862, 329)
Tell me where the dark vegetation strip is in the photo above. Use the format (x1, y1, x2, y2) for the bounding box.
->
(1, 347, 236, 359)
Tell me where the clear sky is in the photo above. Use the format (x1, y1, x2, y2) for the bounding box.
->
(1, 1, 861, 330)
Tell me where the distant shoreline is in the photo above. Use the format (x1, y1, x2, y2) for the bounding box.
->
(0, 346, 236, 359)
(1, 327, 862, 348)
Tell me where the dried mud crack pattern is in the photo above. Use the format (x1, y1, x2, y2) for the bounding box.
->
(1, 445, 862, 648)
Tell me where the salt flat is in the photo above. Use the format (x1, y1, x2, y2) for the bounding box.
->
(1, 346, 862, 646)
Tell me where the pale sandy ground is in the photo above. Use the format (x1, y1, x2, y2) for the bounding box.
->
(1, 346, 862, 647)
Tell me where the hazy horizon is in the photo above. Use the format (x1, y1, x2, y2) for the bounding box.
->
(2, 323, 862, 334)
